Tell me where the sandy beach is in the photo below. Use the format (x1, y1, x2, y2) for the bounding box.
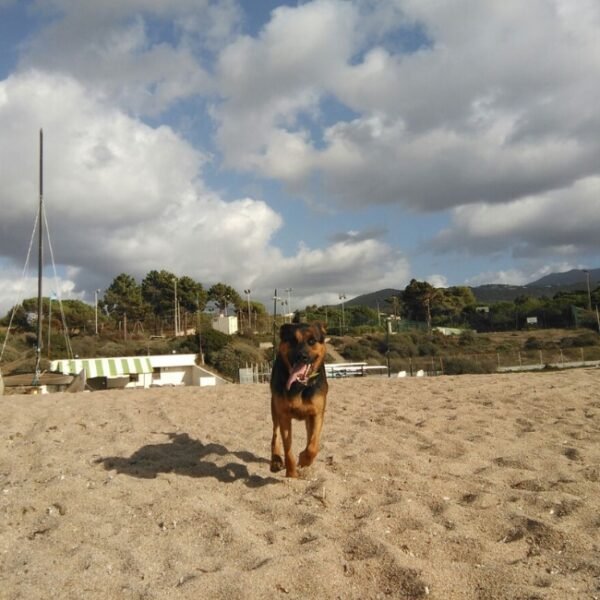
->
(1, 369, 599, 599)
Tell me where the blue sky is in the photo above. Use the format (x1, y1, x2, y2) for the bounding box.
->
(1, 0, 599, 314)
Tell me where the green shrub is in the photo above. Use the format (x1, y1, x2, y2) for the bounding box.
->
(570, 332, 600, 347)
(417, 340, 438, 356)
(459, 330, 476, 346)
(201, 328, 230, 357)
(442, 357, 496, 375)
(341, 342, 371, 362)
(173, 335, 200, 354)
(524, 336, 543, 350)
(211, 343, 263, 380)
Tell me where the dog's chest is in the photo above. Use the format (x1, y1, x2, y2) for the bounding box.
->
(285, 395, 319, 420)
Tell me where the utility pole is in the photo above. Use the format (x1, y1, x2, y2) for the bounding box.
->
(285, 287, 293, 322)
(272, 289, 280, 364)
(196, 294, 204, 364)
(173, 278, 179, 336)
(95, 289, 101, 335)
(47, 295, 52, 358)
(339, 293, 347, 334)
(244, 289, 252, 333)
(33, 129, 44, 386)
(582, 269, 592, 311)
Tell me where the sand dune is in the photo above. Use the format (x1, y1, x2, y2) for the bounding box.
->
(1, 369, 599, 599)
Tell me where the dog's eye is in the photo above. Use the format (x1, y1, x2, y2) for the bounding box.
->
(308, 338, 316, 346)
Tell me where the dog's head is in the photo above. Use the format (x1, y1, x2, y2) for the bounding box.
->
(278, 322, 327, 390)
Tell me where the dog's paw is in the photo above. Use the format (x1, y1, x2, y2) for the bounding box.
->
(270, 455, 284, 472)
(298, 450, 315, 467)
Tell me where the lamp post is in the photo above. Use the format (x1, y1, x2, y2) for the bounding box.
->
(47, 293, 53, 357)
(244, 289, 252, 333)
(339, 293, 347, 334)
(284, 287, 293, 322)
(173, 278, 179, 336)
(582, 269, 592, 311)
(386, 317, 392, 377)
(196, 294, 204, 364)
(272, 289, 281, 364)
(94, 289, 101, 335)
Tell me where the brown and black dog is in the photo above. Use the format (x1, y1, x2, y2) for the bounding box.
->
(270, 322, 328, 478)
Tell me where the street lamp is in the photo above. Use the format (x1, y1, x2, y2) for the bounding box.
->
(339, 293, 347, 334)
(272, 289, 281, 364)
(94, 289, 101, 335)
(196, 294, 204, 365)
(244, 289, 252, 333)
(582, 269, 592, 311)
(284, 287, 293, 322)
(173, 278, 179, 336)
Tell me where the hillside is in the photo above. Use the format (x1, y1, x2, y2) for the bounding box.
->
(343, 267, 599, 308)
(528, 267, 600, 287)
(344, 288, 402, 309)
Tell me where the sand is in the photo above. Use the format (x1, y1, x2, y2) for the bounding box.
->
(1, 369, 599, 599)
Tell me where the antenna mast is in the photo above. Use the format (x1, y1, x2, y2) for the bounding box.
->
(33, 129, 43, 385)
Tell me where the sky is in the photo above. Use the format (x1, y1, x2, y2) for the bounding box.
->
(1, 0, 599, 315)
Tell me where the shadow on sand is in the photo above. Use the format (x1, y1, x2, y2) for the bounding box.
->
(95, 432, 278, 488)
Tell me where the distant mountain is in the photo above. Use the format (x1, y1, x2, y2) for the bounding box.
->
(341, 268, 599, 308)
(526, 268, 600, 288)
(345, 288, 402, 310)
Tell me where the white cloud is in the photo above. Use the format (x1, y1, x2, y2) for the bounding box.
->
(426, 274, 447, 288)
(430, 177, 600, 257)
(3, 0, 598, 307)
(0, 70, 411, 314)
(465, 262, 581, 288)
(0, 71, 280, 308)
(0, 265, 84, 319)
(214, 0, 358, 175)
(18, 0, 237, 115)
(213, 0, 600, 220)
(248, 236, 410, 310)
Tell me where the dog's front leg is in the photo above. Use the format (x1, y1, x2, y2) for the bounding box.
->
(270, 401, 284, 472)
(299, 414, 323, 467)
(279, 415, 297, 477)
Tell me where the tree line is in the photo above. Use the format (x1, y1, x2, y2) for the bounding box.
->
(305, 279, 600, 334)
(3, 274, 599, 337)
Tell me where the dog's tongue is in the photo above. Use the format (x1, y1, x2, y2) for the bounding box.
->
(286, 363, 310, 390)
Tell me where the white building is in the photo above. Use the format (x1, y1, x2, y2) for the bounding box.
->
(212, 314, 238, 335)
(50, 354, 225, 390)
(149, 353, 220, 387)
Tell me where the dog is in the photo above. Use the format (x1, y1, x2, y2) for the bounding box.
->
(270, 321, 328, 478)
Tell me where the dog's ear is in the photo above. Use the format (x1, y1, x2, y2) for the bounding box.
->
(279, 323, 297, 342)
(312, 321, 327, 342)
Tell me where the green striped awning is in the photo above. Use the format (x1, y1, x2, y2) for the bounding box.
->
(50, 357, 153, 378)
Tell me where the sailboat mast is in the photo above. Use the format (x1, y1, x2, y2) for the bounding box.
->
(34, 129, 43, 384)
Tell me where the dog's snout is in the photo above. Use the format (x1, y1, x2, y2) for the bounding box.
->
(295, 346, 310, 363)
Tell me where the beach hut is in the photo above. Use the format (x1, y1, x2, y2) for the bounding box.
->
(50, 354, 224, 390)
(51, 357, 154, 390)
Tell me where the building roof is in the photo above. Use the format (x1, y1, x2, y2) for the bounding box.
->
(51, 357, 153, 378)
(147, 353, 197, 368)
